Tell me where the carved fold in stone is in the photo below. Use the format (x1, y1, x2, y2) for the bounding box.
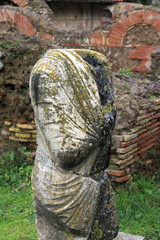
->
(30, 49, 118, 240)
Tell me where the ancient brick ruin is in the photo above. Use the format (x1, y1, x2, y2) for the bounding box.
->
(0, 0, 160, 182)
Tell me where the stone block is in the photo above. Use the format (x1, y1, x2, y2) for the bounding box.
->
(117, 143, 137, 154)
(4, 121, 11, 126)
(115, 175, 132, 183)
(117, 155, 134, 165)
(123, 133, 137, 141)
(15, 133, 31, 138)
(16, 123, 35, 129)
(18, 138, 31, 142)
(118, 148, 137, 160)
(9, 127, 20, 132)
(120, 156, 140, 169)
(107, 170, 125, 177)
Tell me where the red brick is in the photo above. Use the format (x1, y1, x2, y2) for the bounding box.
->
(90, 32, 104, 45)
(110, 27, 126, 37)
(38, 32, 54, 42)
(138, 143, 156, 154)
(117, 142, 137, 154)
(129, 46, 156, 72)
(0, 9, 36, 36)
(145, 122, 160, 132)
(120, 156, 140, 169)
(129, 46, 155, 60)
(145, 119, 157, 128)
(128, 11, 143, 25)
(138, 136, 153, 149)
(107, 169, 125, 177)
(143, 11, 160, 25)
(118, 147, 138, 160)
(117, 155, 134, 165)
(107, 37, 122, 46)
(113, 22, 128, 33)
(115, 175, 132, 183)
(120, 136, 140, 147)
(110, 156, 119, 164)
(13, 119, 27, 123)
(14, 13, 36, 35)
(153, 113, 160, 119)
(12, 0, 28, 7)
(108, 32, 123, 40)
(123, 16, 135, 28)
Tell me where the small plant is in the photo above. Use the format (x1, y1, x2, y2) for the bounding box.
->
(134, 77, 143, 82)
(0, 41, 13, 49)
(149, 94, 157, 99)
(0, 147, 33, 189)
(118, 68, 132, 76)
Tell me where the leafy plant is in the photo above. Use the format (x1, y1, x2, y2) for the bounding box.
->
(0, 147, 33, 189)
(118, 68, 132, 76)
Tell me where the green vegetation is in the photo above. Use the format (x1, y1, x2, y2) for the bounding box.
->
(115, 175, 160, 240)
(0, 147, 33, 188)
(118, 68, 132, 76)
(0, 148, 159, 240)
(0, 147, 36, 240)
(0, 186, 37, 240)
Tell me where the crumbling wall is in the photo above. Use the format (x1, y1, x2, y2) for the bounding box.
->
(0, 35, 160, 182)
(0, 34, 54, 149)
(108, 75, 160, 182)
(0, 2, 160, 73)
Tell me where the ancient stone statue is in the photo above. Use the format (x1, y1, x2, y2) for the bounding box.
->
(30, 49, 118, 240)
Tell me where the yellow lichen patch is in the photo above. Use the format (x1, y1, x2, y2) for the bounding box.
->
(93, 220, 103, 239)
(102, 106, 113, 114)
(91, 88, 98, 93)
(81, 129, 87, 134)
(107, 204, 113, 209)
(99, 112, 104, 119)
(64, 232, 76, 239)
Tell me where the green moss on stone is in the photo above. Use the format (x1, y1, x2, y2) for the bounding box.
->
(93, 221, 103, 239)
(102, 106, 113, 114)
(64, 232, 76, 239)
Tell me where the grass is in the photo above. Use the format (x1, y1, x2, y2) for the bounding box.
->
(0, 186, 37, 240)
(115, 175, 160, 240)
(0, 148, 159, 240)
(0, 147, 37, 240)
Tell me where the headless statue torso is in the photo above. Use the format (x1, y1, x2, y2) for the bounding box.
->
(30, 49, 118, 240)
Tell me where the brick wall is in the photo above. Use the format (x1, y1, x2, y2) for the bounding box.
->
(4, 120, 36, 149)
(2, 98, 159, 182)
(108, 98, 160, 182)
(0, 3, 160, 72)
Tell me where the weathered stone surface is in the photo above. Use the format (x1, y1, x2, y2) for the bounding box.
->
(30, 49, 118, 240)
(114, 232, 145, 240)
